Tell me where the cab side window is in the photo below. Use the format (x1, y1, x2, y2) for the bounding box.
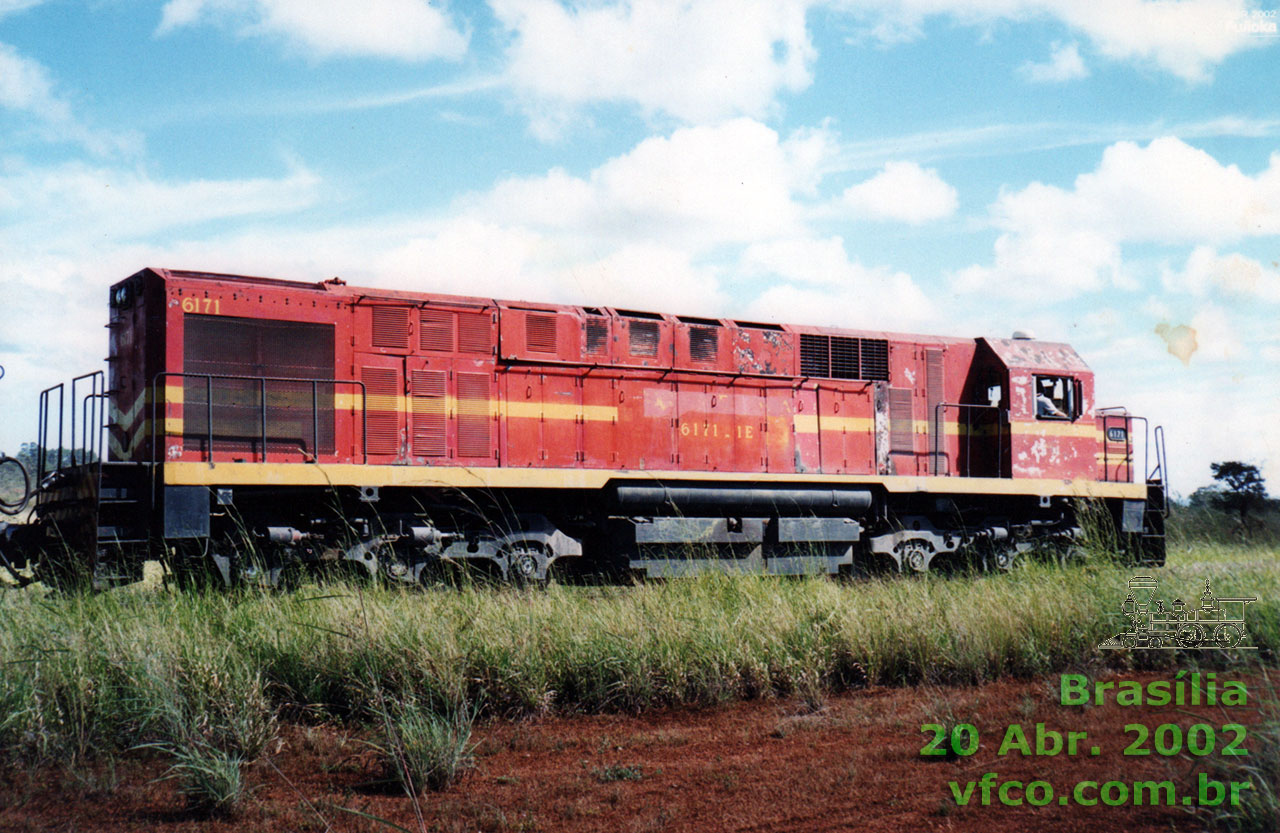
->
(1034, 375, 1076, 420)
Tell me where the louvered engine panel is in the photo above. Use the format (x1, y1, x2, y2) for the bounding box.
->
(689, 327, 718, 362)
(799, 334, 830, 377)
(410, 369, 447, 457)
(525, 313, 558, 353)
(419, 309, 454, 352)
(860, 339, 889, 381)
(362, 366, 401, 456)
(371, 306, 410, 350)
(458, 311, 493, 354)
(830, 336, 859, 379)
(926, 349, 945, 475)
(629, 321, 659, 356)
(585, 317, 608, 355)
(455, 372, 492, 458)
(183, 314, 335, 456)
(888, 387, 914, 455)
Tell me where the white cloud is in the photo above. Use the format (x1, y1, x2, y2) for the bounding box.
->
(157, 0, 469, 61)
(835, 160, 957, 223)
(953, 137, 1280, 299)
(0, 43, 135, 155)
(0, 0, 45, 18)
(0, 41, 69, 122)
(1052, 1, 1261, 83)
(841, 0, 1264, 82)
(463, 118, 809, 248)
(491, 0, 814, 132)
(0, 159, 323, 246)
(1162, 246, 1280, 303)
(951, 227, 1121, 300)
(740, 236, 937, 330)
(1020, 41, 1088, 82)
(1188, 303, 1244, 362)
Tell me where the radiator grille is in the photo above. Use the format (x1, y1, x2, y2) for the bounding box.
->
(629, 321, 659, 356)
(800, 334, 889, 381)
(830, 336, 859, 379)
(457, 311, 493, 354)
(410, 370, 447, 457)
(585, 317, 608, 355)
(456, 372, 491, 458)
(183, 314, 334, 456)
(419, 309, 454, 352)
(689, 327, 718, 362)
(799, 334, 830, 376)
(525, 313, 558, 353)
(362, 366, 401, 456)
(860, 338, 889, 381)
(371, 306, 410, 350)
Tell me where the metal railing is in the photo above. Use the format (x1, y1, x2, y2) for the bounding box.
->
(36, 383, 64, 483)
(71, 372, 106, 468)
(1151, 424, 1169, 516)
(929, 402, 1007, 477)
(148, 372, 368, 467)
(36, 371, 107, 482)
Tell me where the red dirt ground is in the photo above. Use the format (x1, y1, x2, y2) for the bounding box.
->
(2, 670, 1273, 833)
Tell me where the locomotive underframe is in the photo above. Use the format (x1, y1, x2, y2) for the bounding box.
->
(0, 460, 1165, 590)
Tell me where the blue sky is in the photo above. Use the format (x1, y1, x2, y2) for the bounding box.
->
(2, 0, 1279, 496)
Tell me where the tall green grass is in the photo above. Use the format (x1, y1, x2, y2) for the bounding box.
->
(1, 543, 1275, 765)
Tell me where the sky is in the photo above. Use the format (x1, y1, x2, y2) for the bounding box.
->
(1, 0, 1279, 498)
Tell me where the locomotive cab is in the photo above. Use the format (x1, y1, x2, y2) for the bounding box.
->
(975, 337, 1096, 482)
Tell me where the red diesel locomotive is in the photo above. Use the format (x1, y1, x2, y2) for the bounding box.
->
(0, 267, 1166, 588)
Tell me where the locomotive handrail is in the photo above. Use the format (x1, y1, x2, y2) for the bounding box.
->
(497, 353, 883, 387)
(931, 403, 1007, 478)
(148, 373, 369, 470)
(36, 382, 63, 483)
(81, 392, 110, 468)
(36, 373, 107, 483)
(69, 371, 105, 468)
(1151, 424, 1169, 517)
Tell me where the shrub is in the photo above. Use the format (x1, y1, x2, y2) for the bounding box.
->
(379, 699, 476, 793)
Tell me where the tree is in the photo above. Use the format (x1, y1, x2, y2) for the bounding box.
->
(1187, 485, 1222, 508)
(1210, 461, 1268, 528)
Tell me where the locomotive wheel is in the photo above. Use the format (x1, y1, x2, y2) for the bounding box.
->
(1177, 623, 1205, 649)
(504, 543, 548, 587)
(896, 539, 935, 573)
(988, 544, 1021, 572)
(1214, 623, 1244, 649)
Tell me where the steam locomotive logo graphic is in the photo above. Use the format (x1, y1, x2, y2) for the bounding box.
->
(1098, 576, 1257, 650)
